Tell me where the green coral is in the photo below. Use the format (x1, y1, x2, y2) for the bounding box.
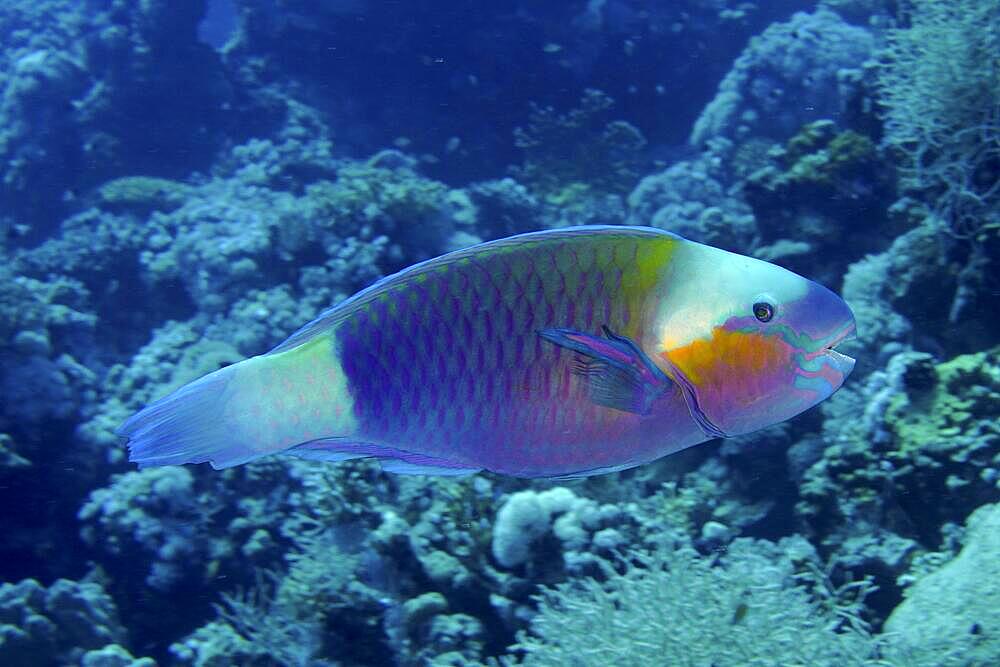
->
(887, 349, 1000, 458)
(749, 119, 878, 192)
(97, 176, 192, 213)
(785, 118, 841, 161)
(511, 89, 647, 200)
(881, 349, 1000, 510)
(796, 130, 877, 186)
(800, 349, 1000, 549)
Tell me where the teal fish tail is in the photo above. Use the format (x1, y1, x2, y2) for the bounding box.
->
(117, 364, 259, 469)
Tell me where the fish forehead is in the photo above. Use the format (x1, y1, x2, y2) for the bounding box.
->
(651, 241, 814, 351)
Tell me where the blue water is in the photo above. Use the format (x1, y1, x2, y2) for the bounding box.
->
(1, 1, 998, 665)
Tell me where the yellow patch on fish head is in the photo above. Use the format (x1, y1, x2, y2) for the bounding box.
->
(620, 235, 678, 336)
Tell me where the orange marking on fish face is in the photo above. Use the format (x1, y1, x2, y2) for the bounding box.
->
(661, 326, 793, 406)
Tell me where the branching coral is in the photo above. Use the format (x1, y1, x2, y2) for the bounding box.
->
(505, 538, 882, 666)
(877, 0, 1000, 240)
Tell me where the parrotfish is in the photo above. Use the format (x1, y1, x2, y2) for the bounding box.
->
(119, 226, 856, 478)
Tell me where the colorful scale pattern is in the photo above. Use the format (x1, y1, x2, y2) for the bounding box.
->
(333, 229, 679, 476)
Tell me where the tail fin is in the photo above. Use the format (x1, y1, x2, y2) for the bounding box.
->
(118, 363, 261, 469)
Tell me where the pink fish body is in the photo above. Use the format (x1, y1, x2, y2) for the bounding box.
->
(119, 226, 855, 478)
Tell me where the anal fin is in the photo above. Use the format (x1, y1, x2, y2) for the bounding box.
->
(287, 439, 480, 476)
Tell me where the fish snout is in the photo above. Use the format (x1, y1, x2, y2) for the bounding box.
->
(823, 346, 856, 377)
(820, 318, 856, 379)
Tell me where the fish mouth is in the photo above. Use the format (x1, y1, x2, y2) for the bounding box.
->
(821, 323, 856, 376)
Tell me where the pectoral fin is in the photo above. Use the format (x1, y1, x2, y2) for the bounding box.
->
(539, 325, 728, 438)
(538, 326, 672, 415)
(287, 439, 481, 476)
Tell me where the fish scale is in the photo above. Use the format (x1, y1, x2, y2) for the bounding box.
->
(331, 231, 660, 474)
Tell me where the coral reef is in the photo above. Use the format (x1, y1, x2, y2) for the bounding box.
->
(795, 347, 1000, 618)
(744, 121, 894, 247)
(79, 468, 224, 592)
(627, 139, 757, 251)
(877, 0, 1000, 239)
(0, 0, 263, 238)
(1, 1, 998, 665)
(0, 577, 141, 666)
(511, 89, 647, 200)
(491, 487, 627, 575)
(230, 1, 786, 183)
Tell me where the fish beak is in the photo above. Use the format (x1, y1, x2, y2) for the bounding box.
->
(822, 325, 856, 377)
(824, 347, 856, 376)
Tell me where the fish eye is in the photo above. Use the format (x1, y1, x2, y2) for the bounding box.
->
(753, 301, 774, 322)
